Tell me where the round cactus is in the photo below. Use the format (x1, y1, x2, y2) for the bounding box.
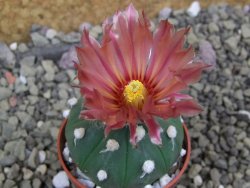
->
(65, 98, 184, 188)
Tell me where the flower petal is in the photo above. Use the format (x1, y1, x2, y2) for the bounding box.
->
(144, 118, 162, 145)
(173, 99, 203, 117)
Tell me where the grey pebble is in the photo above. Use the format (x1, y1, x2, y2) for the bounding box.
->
(31, 32, 50, 47)
(0, 87, 12, 101)
(0, 42, 16, 68)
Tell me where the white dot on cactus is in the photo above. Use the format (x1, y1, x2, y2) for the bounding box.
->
(63, 109, 70, 118)
(100, 139, 119, 153)
(96, 186, 101, 188)
(74, 128, 85, 139)
(140, 160, 155, 178)
(67, 97, 77, 107)
(136, 126, 145, 142)
(167, 125, 177, 138)
(74, 128, 85, 146)
(144, 185, 153, 188)
(107, 139, 119, 151)
(180, 148, 186, 157)
(160, 174, 172, 187)
(97, 170, 107, 181)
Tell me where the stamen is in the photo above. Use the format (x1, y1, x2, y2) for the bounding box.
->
(123, 80, 147, 109)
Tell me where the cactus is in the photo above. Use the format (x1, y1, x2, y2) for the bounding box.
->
(65, 98, 184, 188)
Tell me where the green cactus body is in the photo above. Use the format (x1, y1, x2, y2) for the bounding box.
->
(65, 99, 184, 188)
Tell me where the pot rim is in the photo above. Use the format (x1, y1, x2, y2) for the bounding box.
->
(57, 119, 191, 188)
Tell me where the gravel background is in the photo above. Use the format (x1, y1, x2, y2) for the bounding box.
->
(0, 4, 250, 188)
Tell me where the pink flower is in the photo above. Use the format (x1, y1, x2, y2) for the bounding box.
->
(75, 4, 209, 145)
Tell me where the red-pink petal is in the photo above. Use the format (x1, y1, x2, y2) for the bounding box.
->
(174, 99, 203, 116)
(144, 118, 162, 145)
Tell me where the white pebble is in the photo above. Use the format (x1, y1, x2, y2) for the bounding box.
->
(62, 109, 70, 118)
(160, 174, 172, 187)
(218, 185, 224, 188)
(67, 97, 77, 107)
(4, 167, 10, 173)
(38, 150, 46, 163)
(76, 167, 91, 180)
(9, 42, 17, 51)
(63, 146, 70, 160)
(78, 178, 95, 188)
(68, 157, 72, 163)
(153, 182, 161, 188)
(74, 128, 85, 139)
(167, 125, 177, 138)
(238, 110, 250, 120)
(187, 1, 201, 17)
(180, 148, 186, 157)
(194, 175, 203, 186)
(144, 185, 153, 188)
(37, 121, 44, 128)
(46, 29, 57, 39)
(19, 75, 27, 84)
(52, 171, 70, 188)
(142, 160, 155, 174)
(97, 170, 107, 181)
(136, 126, 146, 142)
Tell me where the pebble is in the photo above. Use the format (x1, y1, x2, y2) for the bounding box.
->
(22, 167, 33, 180)
(9, 42, 17, 51)
(187, 1, 201, 17)
(0, 87, 12, 100)
(214, 159, 228, 170)
(241, 24, 250, 38)
(224, 36, 240, 51)
(194, 175, 203, 186)
(38, 150, 46, 163)
(27, 148, 38, 168)
(159, 7, 172, 20)
(79, 22, 92, 32)
(36, 164, 47, 175)
(0, 42, 16, 68)
(46, 29, 57, 39)
(188, 164, 202, 178)
(4, 139, 26, 161)
(32, 178, 42, 188)
(31, 32, 50, 46)
(52, 171, 70, 188)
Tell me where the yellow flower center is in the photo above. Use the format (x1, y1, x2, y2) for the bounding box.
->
(123, 80, 146, 109)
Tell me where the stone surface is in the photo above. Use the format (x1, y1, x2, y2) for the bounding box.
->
(0, 87, 12, 101)
(0, 42, 16, 68)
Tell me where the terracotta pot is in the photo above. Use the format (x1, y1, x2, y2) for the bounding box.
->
(57, 119, 191, 188)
